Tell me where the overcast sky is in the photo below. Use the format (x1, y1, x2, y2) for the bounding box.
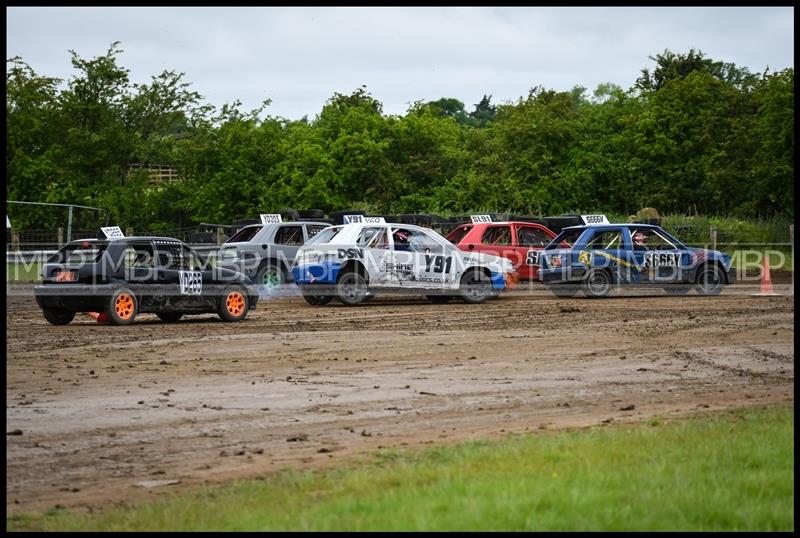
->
(6, 6, 794, 120)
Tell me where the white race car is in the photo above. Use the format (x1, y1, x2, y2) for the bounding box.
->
(291, 221, 516, 306)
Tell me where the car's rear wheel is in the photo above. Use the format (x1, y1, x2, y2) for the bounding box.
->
(42, 307, 75, 326)
(106, 288, 138, 325)
(218, 285, 250, 321)
(336, 271, 368, 306)
(582, 269, 611, 299)
(459, 270, 493, 304)
(156, 312, 184, 323)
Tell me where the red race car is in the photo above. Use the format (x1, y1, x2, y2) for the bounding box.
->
(445, 217, 558, 281)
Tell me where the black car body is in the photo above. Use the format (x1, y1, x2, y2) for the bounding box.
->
(34, 237, 259, 325)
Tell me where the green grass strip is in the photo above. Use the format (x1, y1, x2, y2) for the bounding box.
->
(7, 404, 794, 531)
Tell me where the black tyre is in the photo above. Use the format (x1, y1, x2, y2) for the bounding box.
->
(695, 265, 725, 296)
(255, 262, 286, 295)
(298, 209, 325, 219)
(459, 269, 493, 304)
(336, 271, 368, 306)
(218, 285, 250, 322)
(582, 269, 612, 299)
(278, 207, 300, 222)
(427, 295, 453, 304)
(156, 312, 184, 323)
(42, 308, 75, 326)
(106, 287, 138, 325)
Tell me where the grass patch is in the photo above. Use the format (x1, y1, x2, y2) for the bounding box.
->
(6, 262, 41, 282)
(6, 405, 794, 531)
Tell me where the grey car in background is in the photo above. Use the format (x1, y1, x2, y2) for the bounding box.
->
(217, 221, 330, 293)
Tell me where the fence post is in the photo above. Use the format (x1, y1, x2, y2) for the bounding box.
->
(126, 227, 134, 237)
(11, 230, 20, 251)
(216, 226, 222, 244)
(58, 227, 64, 246)
(709, 226, 717, 251)
(66, 204, 73, 243)
(790, 225, 794, 246)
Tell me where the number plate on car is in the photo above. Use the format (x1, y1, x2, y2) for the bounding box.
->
(56, 271, 77, 282)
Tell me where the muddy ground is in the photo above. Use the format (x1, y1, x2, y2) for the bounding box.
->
(6, 280, 794, 515)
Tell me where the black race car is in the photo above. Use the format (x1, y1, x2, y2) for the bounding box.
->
(34, 236, 259, 325)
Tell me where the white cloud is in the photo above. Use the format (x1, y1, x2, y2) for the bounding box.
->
(6, 6, 794, 119)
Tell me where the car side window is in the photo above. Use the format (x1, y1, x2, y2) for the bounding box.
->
(517, 226, 551, 247)
(274, 225, 304, 246)
(357, 227, 389, 250)
(392, 227, 442, 253)
(123, 244, 155, 269)
(481, 226, 512, 246)
(585, 230, 622, 250)
(156, 244, 184, 269)
(306, 225, 327, 240)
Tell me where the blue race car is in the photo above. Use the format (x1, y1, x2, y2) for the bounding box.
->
(539, 223, 735, 298)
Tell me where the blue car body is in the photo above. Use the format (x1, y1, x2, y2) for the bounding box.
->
(539, 224, 734, 296)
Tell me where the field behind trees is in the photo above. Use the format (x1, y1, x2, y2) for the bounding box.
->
(6, 45, 794, 232)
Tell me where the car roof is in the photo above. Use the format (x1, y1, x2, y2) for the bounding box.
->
(70, 236, 185, 244)
(241, 221, 331, 228)
(561, 223, 662, 231)
(454, 221, 550, 227)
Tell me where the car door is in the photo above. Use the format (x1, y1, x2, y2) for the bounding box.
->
(514, 224, 555, 280)
(273, 224, 306, 273)
(355, 226, 398, 288)
(154, 241, 203, 308)
(581, 228, 631, 283)
(474, 225, 517, 271)
(391, 226, 454, 290)
(121, 241, 158, 308)
(629, 227, 692, 283)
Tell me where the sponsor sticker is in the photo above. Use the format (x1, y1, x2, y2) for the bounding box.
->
(179, 270, 203, 295)
(526, 250, 540, 266)
(578, 251, 592, 265)
(580, 214, 609, 225)
(101, 226, 125, 238)
(260, 214, 283, 224)
(344, 215, 386, 224)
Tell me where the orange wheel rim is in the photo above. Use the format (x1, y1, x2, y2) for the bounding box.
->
(115, 293, 135, 320)
(226, 291, 245, 316)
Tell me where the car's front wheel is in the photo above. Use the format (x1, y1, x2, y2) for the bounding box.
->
(336, 271, 368, 306)
(695, 265, 725, 296)
(218, 285, 250, 321)
(459, 270, 493, 304)
(42, 307, 75, 326)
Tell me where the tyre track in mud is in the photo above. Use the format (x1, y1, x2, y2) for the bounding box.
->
(6, 291, 794, 514)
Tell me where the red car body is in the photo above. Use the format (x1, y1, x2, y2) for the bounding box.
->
(446, 221, 558, 281)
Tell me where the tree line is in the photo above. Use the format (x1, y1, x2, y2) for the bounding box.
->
(6, 43, 794, 231)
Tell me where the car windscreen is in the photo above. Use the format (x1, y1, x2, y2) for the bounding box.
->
(544, 228, 583, 250)
(445, 225, 473, 244)
(305, 226, 343, 245)
(50, 243, 108, 264)
(225, 225, 262, 244)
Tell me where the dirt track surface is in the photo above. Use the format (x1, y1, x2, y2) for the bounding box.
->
(6, 285, 794, 515)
